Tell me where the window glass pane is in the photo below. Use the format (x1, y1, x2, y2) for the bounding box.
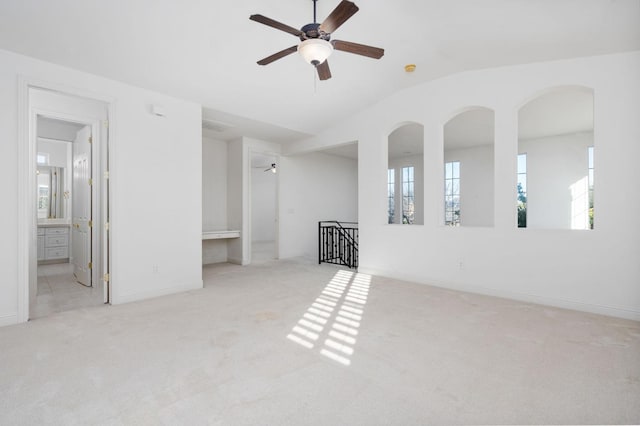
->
(444, 161, 461, 226)
(517, 154, 527, 173)
(588, 147, 594, 169)
(36, 153, 49, 165)
(519, 175, 527, 193)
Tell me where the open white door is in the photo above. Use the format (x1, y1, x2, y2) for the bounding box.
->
(72, 126, 92, 286)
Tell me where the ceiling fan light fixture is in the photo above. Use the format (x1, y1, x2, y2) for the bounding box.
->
(298, 38, 333, 66)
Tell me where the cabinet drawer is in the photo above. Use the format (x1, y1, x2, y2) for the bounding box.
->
(45, 227, 69, 235)
(37, 227, 45, 236)
(45, 246, 68, 259)
(45, 234, 68, 247)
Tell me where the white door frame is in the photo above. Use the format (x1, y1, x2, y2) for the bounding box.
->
(17, 77, 115, 323)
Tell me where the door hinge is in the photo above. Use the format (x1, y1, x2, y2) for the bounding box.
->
(104, 170, 110, 179)
(105, 222, 110, 231)
(88, 262, 93, 269)
(88, 178, 93, 186)
(103, 273, 110, 282)
(89, 136, 93, 144)
(88, 220, 93, 228)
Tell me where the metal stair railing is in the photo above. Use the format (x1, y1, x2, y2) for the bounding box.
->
(318, 220, 358, 269)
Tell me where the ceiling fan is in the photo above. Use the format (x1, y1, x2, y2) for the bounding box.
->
(250, 0, 384, 81)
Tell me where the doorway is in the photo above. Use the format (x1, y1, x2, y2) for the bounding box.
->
(21, 86, 111, 321)
(250, 151, 279, 263)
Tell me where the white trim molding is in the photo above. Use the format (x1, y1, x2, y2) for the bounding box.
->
(113, 281, 203, 305)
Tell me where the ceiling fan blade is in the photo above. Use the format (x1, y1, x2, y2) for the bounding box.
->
(257, 46, 298, 66)
(319, 0, 359, 34)
(332, 40, 384, 59)
(316, 60, 332, 81)
(250, 14, 304, 37)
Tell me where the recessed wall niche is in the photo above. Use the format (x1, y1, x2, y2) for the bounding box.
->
(517, 87, 594, 229)
(387, 123, 424, 225)
(443, 107, 495, 227)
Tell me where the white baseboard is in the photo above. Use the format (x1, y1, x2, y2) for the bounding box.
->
(358, 267, 640, 322)
(227, 257, 248, 265)
(0, 313, 18, 328)
(113, 280, 203, 305)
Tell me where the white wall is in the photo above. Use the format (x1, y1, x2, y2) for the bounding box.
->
(444, 144, 494, 227)
(520, 132, 593, 229)
(226, 139, 243, 264)
(279, 152, 358, 260)
(202, 136, 228, 264)
(284, 51, 640, 320)
(0, 48, 202, 326)
(251, 167, 277, 242)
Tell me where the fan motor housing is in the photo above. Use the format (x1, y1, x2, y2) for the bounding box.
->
(300, 23, 330, 41)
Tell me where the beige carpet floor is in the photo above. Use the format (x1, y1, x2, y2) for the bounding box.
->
(1, 258, 639, 425)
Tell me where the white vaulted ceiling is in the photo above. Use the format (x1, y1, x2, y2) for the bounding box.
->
(0, 0, 638, 141)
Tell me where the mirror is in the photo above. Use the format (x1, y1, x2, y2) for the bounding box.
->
(387, 123, 424, 225)
(517, 87, 594, 229)
(36, 130, 73, 222)
(443, 108, 495, 227)
(37, 166, 67, 219)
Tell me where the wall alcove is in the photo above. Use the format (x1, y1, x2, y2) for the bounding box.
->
(443, 107, 495, 227)
(387, 123, 424, 225)
(517, 86, 594, 229)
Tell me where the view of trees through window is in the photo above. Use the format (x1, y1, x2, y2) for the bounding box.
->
(402, 166, 415, 224)
(444, 161, 460, 226)
(387, 169, 395, 224)
(517, 153, 527, 228)
(588, 146, 594, 229)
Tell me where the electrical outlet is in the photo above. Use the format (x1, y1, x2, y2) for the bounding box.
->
(458, 260, 464, 270)
(153, 265, 159, 273)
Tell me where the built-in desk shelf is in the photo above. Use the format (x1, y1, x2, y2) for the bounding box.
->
(202, 230, 241, 240)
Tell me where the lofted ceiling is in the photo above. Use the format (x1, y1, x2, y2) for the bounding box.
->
(1, 0, 638, 142)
